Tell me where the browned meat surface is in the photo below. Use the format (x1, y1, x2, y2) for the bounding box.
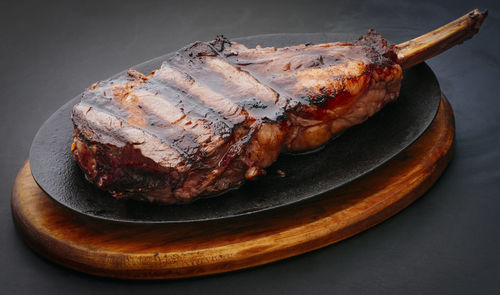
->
(223, 32, 402, 151)
(71, 31, 402, 203)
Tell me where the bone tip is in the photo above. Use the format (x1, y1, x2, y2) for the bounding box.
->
(469, 9, 488, 22)
(469, 9, 488, 30)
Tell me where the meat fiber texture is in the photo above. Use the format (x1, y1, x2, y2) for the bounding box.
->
(71, 31, 402, 203)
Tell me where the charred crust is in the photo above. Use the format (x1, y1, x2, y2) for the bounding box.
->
(240, 98, 268, 109)
(309, 86, 337, 106)
(354, 29, 397, 65)
(183, 41, 219, 58)
(209, 34, 232, 52)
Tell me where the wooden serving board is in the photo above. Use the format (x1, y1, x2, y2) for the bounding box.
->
(11, 95, 455, 280)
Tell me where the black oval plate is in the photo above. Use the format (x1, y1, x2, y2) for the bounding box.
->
(29, 33, 441, 224)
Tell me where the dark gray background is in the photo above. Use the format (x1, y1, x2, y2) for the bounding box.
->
(1, 0, 499, 294)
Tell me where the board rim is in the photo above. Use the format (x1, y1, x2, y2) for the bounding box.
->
(13, 96, 454, 279)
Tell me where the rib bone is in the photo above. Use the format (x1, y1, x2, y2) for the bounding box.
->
(395, 9, 488, 69)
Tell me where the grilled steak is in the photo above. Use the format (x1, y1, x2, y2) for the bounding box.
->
(71, 10, 486, 203)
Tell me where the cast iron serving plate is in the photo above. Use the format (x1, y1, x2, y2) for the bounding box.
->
(30, 32, 441, 223)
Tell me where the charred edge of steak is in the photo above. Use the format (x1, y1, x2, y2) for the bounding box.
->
(354, 29, 398, 65)
(209, 34, 232, 52)
(71, 131, 175, 197)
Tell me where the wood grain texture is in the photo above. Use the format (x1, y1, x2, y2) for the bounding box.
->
(11, 95, 455, 279)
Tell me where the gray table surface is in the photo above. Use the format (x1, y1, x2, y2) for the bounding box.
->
(1, 0, 499, 294)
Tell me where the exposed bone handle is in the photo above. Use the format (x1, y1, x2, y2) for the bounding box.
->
(395, 9, 488, 69)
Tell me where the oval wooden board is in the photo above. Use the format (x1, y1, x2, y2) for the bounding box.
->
(11, 96, 454, 280)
